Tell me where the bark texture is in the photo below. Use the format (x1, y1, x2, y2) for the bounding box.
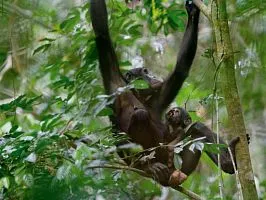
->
(210, 0, 258, 199)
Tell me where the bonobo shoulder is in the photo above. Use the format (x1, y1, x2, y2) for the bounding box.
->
(191, 122, 206, 129)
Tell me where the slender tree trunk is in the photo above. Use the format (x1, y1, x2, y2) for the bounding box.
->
(210, 0, 258, 199)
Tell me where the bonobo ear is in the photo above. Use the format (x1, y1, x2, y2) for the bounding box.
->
(184, 118, 192, 127)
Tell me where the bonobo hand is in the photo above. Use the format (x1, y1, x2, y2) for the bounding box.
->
(246, 134, 251, 144)
(230, 134, 250, 148)
(144, 162, 171, 186)
(186, 0, 200, 16)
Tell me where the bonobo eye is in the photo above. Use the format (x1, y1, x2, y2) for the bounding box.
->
(142, 68, 148, 74)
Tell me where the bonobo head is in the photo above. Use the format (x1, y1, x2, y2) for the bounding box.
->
(166, 107, 192, 128)
(124, 67, 162, 90)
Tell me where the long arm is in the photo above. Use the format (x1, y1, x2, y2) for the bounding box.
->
(156, 1, 200, 113)
(90, 0, 125, 94)
(185, 122, 237, 174)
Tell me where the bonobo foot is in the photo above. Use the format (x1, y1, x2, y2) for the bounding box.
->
(144, 162, 171, 186)
(144, 163, 187, 186)
(230, 134, 250, 146)
(169, 170, 188, 186)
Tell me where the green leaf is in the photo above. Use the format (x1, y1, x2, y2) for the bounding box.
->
(204, 143, 228, 154)
(41, 114, 63, 131)
(0, 177, 10, 189)
(39, 38, 56, 42)
(97, 107, 113, 116)
(23, 174, 34, 187)
(189, 141, 204, 152)
(56, 165, 71, 181)
(131, 79, 149, 89)
(60, 15, 80, 32)
(0, 95, 41, 112)
(128, 24, 143, 37)
(33, 44, 51, 55)
(173, 154, 182, 169)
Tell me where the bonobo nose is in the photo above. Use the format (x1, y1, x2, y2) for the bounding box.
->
(134, 106, 138, 110)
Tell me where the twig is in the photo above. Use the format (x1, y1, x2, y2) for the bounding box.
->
(3, 1, 52, 29)
(228, 146, 243, 200)
(216, 96, 224, 199)
(87, 164, 148, 177)
(192, 0, 211, 20)
(120, 134, 206, 161)
(86, 164, 203, 200)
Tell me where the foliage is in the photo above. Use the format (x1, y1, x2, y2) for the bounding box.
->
(0, 0, 265, 199)
(0, 1, 167, 199)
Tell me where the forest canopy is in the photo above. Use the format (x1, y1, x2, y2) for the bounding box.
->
(0, 0, 265, 199)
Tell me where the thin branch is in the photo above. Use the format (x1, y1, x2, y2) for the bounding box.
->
(86, 164, 203, 200)
(3, 1, 52, 29)
(87, 164, 148, 177)
(192, 0, 211, 20)
(228, 146, 243, 200)
(120, 134, 206, 161)
(216, 97, 224, 199)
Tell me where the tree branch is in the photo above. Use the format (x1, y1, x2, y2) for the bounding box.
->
(192, 0, 211, 20)
(3, 1, 52, 29)
(86, 164, 203, 200)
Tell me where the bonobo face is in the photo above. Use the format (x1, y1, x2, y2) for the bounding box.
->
(166, 107, 192, 128)
(166, 107, 182, 126)
(124, 68, 162, 89)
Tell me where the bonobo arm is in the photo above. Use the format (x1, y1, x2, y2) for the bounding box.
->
(186, 122, 239, 174)
(90, 0, 125, 94)
(156, 1, 200, 113)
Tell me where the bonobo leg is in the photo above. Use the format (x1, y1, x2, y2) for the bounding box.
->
(117, 91, 164, 149)
(181, 122, 239, 175)
(142, 162, 170, 186)
(116, 91, 171, 185)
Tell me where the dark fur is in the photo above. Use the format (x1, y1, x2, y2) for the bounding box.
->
(90, 0, 239, 186)
(166, 107, 239, 175)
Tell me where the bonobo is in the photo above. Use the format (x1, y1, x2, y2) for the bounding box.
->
(90, 0, 238, 186)
(164, 107, 193, 185)
(165, 107, 192, 171)
(165, 107, 192, 143)
(165, 107, 241, 181)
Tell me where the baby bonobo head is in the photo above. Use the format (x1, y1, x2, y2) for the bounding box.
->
(166, 107, 192, 128)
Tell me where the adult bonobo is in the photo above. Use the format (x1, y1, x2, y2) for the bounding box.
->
(90, 0, 238, 186)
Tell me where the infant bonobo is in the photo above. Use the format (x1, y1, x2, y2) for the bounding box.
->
(165, 107, 243, 186)
(165, 107, 192, 185)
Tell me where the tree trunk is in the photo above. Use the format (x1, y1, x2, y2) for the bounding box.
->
(210, 0, 258, 199)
